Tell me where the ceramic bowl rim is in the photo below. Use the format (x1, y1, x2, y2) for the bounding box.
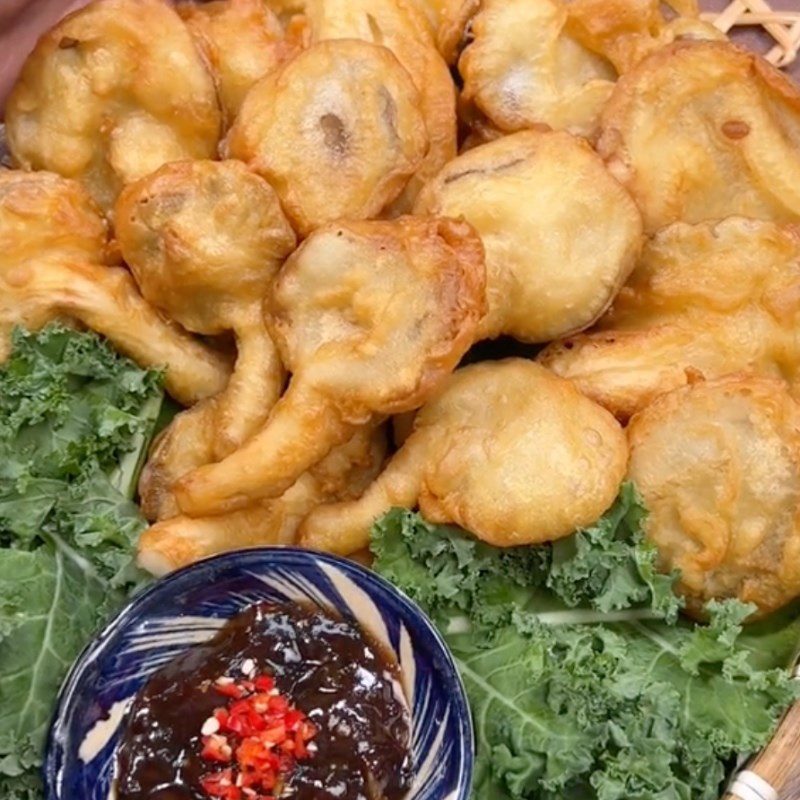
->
(45, 546, 475, 800)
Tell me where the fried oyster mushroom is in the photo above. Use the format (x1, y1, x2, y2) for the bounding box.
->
(440, 0, 616, 137)
(137, 424, 387, 576)
(415, 130, 642, 343)
(225, 39, 428, 235)
(173, 216, 486, 517)
(304, 0, 456, 215)
(300, 359, 628, 555)
(115, 160, 296, 520)
(598, 41, 800, 233)
(5, 0, 221, 213)
(0, 169, 231, 404)
(303, 0, 456, 215)
(440, 0, 724, 140)
(540, 218, 800, 420)
(628, 376, 800, 619)
(178, 0, 300, 127)
(565, 0, 724, 74)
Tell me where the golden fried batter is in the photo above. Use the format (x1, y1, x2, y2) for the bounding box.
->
(604, 218, 800, 332)
(139, 404, 216, 521)
(415, 130, 642, 343)
(304, 0, 457, 214)
(137, 424, 386, 575)
(139, 306, 287, 520)
(540, 218, 800, 420)
(565, 0, 672, 56)
(0, 169, 231, 405)
(178, 0, 299, 126)
(300, 359, 628, 554)
(225, 39, 428, 235)
(264, 0, 307, 12)
(439, 0, 719, 91)
(438, 0, 482, 65)
(5, 0, 221, 213)
(116, 160, 295, 342)
(450, 0, 617, 137)
(116, 160, 297, 518)
(307, 0, 434, 42)
(598, 41, 800, 233)
(173, 216, 486, 516)
(628, 376, 800, 619)
(540, 322, 777, 423)
(565, 0, 723, 74)
(404, 0, 446, 30)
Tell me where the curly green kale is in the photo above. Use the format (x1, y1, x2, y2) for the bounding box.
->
(0, 326, 164, 794)
(371, 487, 800, 800)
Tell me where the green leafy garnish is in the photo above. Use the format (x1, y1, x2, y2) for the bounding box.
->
(371, 488, 800, 800)
(0, 326, 163, 793)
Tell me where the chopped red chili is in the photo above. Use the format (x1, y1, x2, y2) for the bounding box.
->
(198, 672, 316, 800)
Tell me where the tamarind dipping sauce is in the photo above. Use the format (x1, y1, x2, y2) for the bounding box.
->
(116, 602, 412, 800)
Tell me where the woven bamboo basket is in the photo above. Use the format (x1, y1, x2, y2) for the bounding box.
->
(702, 0, 800, 68)
(700, 7, 800, 799)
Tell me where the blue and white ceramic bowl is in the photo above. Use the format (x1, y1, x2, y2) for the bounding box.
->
(45, 548, 474, 800)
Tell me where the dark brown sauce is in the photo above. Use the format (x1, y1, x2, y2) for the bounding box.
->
(116, 602, 412, 800)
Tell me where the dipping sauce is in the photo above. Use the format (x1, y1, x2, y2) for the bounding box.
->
(116, 602, 412, 800)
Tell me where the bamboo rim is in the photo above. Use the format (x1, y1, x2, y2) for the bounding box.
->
(702, 0, 800, 67)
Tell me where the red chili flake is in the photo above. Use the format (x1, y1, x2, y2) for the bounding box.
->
(284, 710, 303, 731)
(255, 675, 274, 692)
(267, 696, 289, 714)
(247, 708, 268, 733)
(200, 768, 240, 799)
(199, 672, 316, 800)
(214, 708, 230, 727)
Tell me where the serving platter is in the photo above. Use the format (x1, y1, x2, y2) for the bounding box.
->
(2, 1, 800, 799)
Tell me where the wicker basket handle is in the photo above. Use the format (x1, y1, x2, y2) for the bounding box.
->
(722, 701, 800, 800)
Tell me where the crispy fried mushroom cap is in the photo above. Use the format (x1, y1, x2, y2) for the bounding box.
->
(225, 39, 428, 235)
(598, 41, 800, 232)
(415, 130, 642, 343)
(300, 359, 628, 554)
(5, 0, 221, 212)
(173, 215, 485, 516)
(628, 376, 800, 619)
